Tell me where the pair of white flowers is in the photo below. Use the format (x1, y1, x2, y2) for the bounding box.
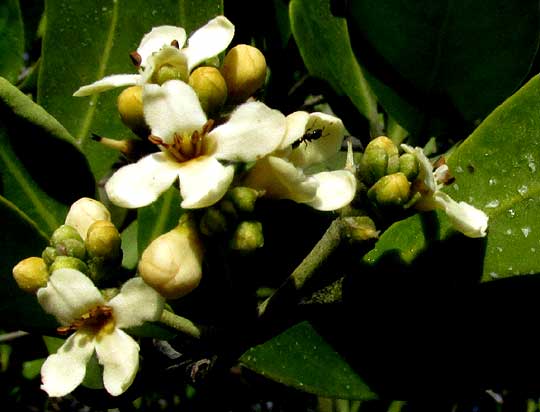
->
(75, 16, 357, 212)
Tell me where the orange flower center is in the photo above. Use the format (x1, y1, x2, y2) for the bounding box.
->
(57, 305, 115, 336)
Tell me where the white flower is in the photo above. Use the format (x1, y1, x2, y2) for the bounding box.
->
(243, 111, 357, 211)
(401, 144, 489, 238)
(73, 16, 234, 96)
(105, 80, 286, 209)
(37, 269, 164, 397)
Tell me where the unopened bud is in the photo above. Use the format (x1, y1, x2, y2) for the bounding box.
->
(56, 238, 86, 260)
(399, 153, 419, 181)
(138, 215, 204, 299)
(230, 221, 264, 252)
(200, 207, 228, 236)
(189, 66, 228, 114)
(85, 220, 122, 261)
(343, 216, 379, 242)
(152, 63, 188, 85)
(367, 172, 411, 208)
(50, 256, 88, 274)
(221, 44, 267, 103)
(86, 256, 116, 283)
(228, 187, 259, 214)
(13, 257, 49, 293)
(65, 198, 111, 240)
(359, 136, 400, 186)
(117, 86, 147, 134)
(42, 246, 57, 266)
(50, 224, 83, 247)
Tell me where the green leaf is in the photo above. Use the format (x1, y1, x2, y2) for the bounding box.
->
(241, 321, 377, 400)
(0, 76, 95, 234)
(137, 186, 183, 256)
(0, 196, 56, 331)
(289, 0, 382, 134)
(38, 0, 223, 180)
(364, 73, 540, 282)
(121, 219, 138, 270)
(0, 0, 24, 83)
(343, 0, 540, 138)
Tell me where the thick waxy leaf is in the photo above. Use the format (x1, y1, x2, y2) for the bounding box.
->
(0, 196, 56, 331)
(0, 77, 94, 234)
(38, 0, 223, 180)
(289, 0, 381, 134)
(364, 73, 540, 281)
(241, 321, 377, 400)
(342, 0, 540, 138)
(0, 0, 24, 83)
(137, 186, 183, 256)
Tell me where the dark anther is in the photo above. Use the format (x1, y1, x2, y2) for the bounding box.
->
(171, 39, 180, 49)
(129, 51, 142, 66)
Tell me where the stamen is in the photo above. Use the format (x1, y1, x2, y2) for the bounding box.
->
(129, 51, 142, 67)
(171, 39, 180, 49)
(57, 305, 114, 335)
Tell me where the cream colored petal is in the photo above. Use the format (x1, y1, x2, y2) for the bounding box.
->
(210, 102, 286, 162)
(140, 46, 189, 84)
(177, 156, 234, 208)
(65, 197, 111, 239)
(288, 112, 345, 168)
(243, 156, 318, 202)
(95, 328, 139, 396)
(37, 269, 104, 325)
(143, 80, 207, 143)
(280, 111, 310, 150)
(433, 192, 488, 238)
(105, 152, 181, 209)
(401, 144, 436, 193)
(73, 74, 140, 96)
(108, 277, 165, 329)
(137, 25, 187, 64)
(41, 331, 96, 397)
(304, 170, 357, 211)
(183, 16, 235, 71)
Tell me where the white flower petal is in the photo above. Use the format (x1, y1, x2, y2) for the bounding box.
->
(137, 25, 187, 64)
(143, 80, 207, 143)
(105, 152, 181, 209)
(37, 269, 104, 325)
(280, 111, 310, 150)
(41, 331, 96, 397)
(244, 156, 318, 202)
(288, 112, 345, 168)
(401, 144, 436, 193)
(210, 102, 286, 162)
(73, 74, 140, 96)
(177, 156, 234, 208)
(108, 277, 164, 329)
(304, 170, 357, 211)
(140, 46, 189, 84)
(183, 16, 235, 71)
(433, 192, 489, 238)
(95, 329, 139, 396)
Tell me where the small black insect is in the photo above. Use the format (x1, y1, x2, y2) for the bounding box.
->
(292, 126, 325, 149)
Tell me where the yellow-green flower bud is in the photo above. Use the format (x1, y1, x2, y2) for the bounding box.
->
(12, 257, 49, 293)
(200, 207, 228, 237)
(219, 199, 238, 219)
(117, 86, 147, 134)
(230, 221, 264, 252)
(50, 256, 88, 274)
(65, 198, 111, 240)
(42, 246, 57, 266)
(152, 63, 188, 85)
(86, 256, 116, 283)
(343, 216, 379, 242)
(50, 224, 83, 247)
(188, 66, 228, 115)
(85, 220, 122, 261)
(367, 172, 411, 208)
(399, 153, 419, 181)
(138, 215, 204, 299)
(221, 44, 267, 103)
(56, 238, 86, 260)
(228, 187, 259, 214)
(359, 136, 400, 186)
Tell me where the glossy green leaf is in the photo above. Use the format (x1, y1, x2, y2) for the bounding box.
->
(364, 73, 540, 282)
(38, 0, 223, 180)
(0, 76, 94, 234)
(241, 321, 377, 400)
(0, 196, 56, 331)
(289, 0, 382, 134)
(121, 219, 138, 270)
(0, 0, 24, 83)
(343, 0, 540, 138)
(137, 186, 183, 256)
